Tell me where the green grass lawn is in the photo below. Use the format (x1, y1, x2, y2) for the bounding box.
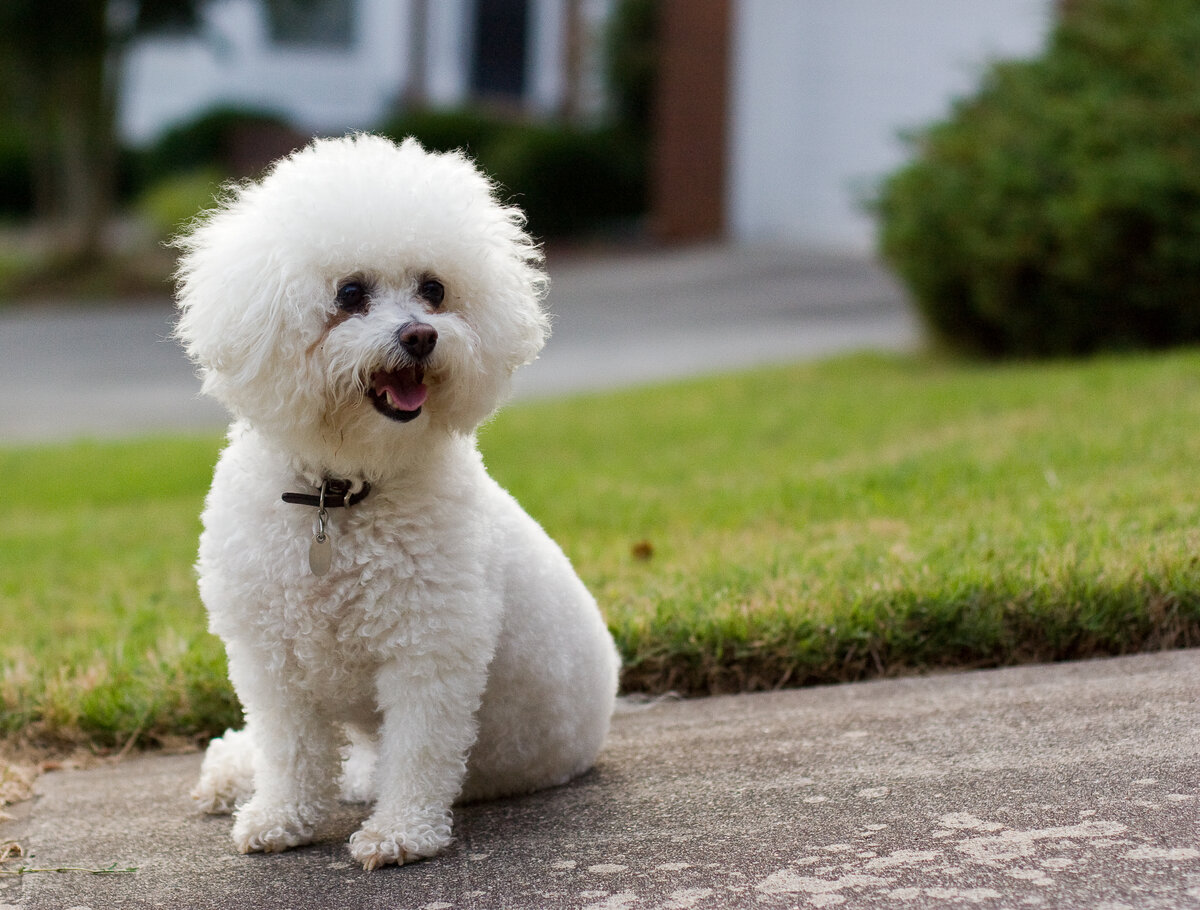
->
(2, 350, 1199, 753)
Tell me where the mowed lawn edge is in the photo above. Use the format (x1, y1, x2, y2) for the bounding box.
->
(2, 350, 1198, 752)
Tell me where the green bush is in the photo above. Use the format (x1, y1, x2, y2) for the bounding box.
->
(875, 0, 1200, 357)
(134, 166, 224, 239)
(605, 0, 659, 140)
(131, 105, 298, 190)
(0, 122, 32, 217)
(378, 109, 646, 240)
(485, 124, 645, 237)
(377, 107, 508, 159)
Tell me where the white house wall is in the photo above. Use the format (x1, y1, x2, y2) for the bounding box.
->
(526, 0, 618, 119)
(727, 0, 1053, 251)
(121, 0, 413, 144)
(528, 0, 568, 113)
(423, 0, 473, 108)
(120, 0, 583, 146)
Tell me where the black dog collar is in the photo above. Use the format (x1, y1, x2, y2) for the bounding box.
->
(282, 477, 372, 508)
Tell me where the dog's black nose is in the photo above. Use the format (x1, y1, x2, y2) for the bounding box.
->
(396, 322, 438, 360)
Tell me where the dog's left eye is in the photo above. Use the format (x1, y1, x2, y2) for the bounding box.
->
(336, 281, 369, 313)
(418, 278, 445, 309)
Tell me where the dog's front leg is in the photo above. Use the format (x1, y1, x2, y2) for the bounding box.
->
(348, 655, 485, 870)
(229, 692, 342, 855)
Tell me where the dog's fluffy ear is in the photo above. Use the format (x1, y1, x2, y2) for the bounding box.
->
(172, 178, 312, 410)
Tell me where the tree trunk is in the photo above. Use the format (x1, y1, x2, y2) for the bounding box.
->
(47, 50, 117, 263)
(1, 0, 119, 265)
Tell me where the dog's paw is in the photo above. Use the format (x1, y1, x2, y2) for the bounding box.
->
(192, 781, 242, 815)
(348, 814, 453, 870)
(192, 765, 252, 815)
(232, 801, 326, 854)
(192, 729, 256, 814)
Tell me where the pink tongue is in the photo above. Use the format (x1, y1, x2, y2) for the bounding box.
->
(382, 381, 428, 411)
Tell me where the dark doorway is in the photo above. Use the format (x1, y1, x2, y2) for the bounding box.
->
(470, 0, 529, 101)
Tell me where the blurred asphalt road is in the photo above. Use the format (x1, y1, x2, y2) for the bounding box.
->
(0, 245, 919, 443)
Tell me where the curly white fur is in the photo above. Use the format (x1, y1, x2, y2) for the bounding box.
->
(175, 134, 620, 870)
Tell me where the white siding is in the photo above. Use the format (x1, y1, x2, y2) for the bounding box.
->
(120, 0, 413, 144)
(120, 0, 581, 146)
(528, 0, 568, 113)
(727, 0, 1052, 251)
(423, 0, 474, 108)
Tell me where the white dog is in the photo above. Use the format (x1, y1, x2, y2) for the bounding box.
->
(174, 134, 620, 870)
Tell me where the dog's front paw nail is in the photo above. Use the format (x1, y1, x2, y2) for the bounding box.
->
(232, 803, 322, 854)
(349, 820, 452, 870)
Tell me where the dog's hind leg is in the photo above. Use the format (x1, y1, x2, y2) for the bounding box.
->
(192, 727, 257, 814)
(339, 724, 378, 804)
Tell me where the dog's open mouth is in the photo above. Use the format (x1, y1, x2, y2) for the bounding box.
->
(368, 366, 428, 422)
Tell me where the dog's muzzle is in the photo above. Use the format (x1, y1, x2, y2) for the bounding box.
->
(367, 322, 437, 422)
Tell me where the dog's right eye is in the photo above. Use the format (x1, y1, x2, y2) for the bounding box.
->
(336, 281, 368, 313)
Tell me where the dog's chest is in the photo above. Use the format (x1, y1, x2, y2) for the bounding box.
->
(274, 510, 432, 623)
(204, 493, 488, 676)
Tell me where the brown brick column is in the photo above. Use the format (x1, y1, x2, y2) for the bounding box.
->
(649, 0, 733, 242)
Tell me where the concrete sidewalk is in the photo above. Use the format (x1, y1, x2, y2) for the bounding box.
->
(0, 245, 918, 443)
(3, 650, 1199, 909)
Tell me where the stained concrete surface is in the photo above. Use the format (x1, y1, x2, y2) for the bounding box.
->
(2, 650, 1198, 909)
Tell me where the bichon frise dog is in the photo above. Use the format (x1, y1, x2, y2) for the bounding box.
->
(174, 133, 620, 870)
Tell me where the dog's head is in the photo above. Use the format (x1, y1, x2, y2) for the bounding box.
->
(174, 134, 548, 477)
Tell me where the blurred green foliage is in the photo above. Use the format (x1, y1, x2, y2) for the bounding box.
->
(131, 105, 296, 188)
(876, 0, 1200, 357)
(0, 0, 661, 300)
(604, 0, 659, 145)
(134, 167, 224, 240)
(0, 118, 33, 218)
(378, 110, 646, 240)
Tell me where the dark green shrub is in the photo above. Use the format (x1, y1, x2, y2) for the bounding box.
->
(485, 124, 645, 238)
(134, 166, 224, 239)
(875, 0, 1200, 357)
(132, 105, 301, 189)
(376, 107, 509, 159)
(0, 122, 33, 217)
(380, 109, 646, 240)
(605, 0, 660, 139)
(372, 2, 657, 241)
